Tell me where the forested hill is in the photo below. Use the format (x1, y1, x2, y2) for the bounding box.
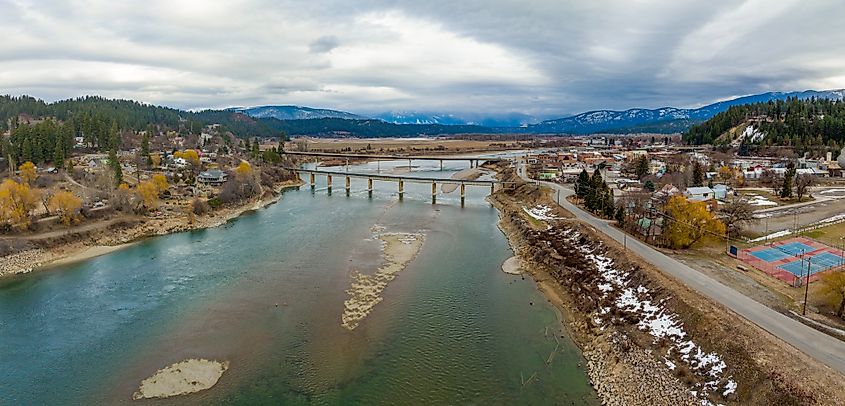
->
(0, 95, 279, 138)
(0, 95, 498, 139)
(683, 97, 845, 150)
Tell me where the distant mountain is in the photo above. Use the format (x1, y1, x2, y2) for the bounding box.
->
(234, 105, 363, 121)
(530, 89, 845, 134)
(374, 111, 540, 128)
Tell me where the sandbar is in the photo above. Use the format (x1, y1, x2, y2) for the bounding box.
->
(132, 358, 229, 400)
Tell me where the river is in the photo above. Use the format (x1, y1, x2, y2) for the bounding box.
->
(0, 158, 598, 405)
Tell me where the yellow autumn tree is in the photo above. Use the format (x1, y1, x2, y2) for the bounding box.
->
(819, 271, 845, 319)
(152, 173, 168, 195)
(0, 179, 40, 229)
(19, 161, 37, 185)
(136, 181, 159, 211)
(664, 195, 726, 249)
(48, 191, 83, 225)
(235, 161, 252, 178)
(150, 153, 162, 168)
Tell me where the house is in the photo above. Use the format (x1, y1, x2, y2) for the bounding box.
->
(197, 169, 228, 186)
(712, 184, 729, 200)
(685, 186, 715, 202)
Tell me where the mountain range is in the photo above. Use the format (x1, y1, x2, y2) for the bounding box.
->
(234, 89, 845, 135)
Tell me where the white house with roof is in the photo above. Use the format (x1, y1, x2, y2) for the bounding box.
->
(684, 186, 715, 202)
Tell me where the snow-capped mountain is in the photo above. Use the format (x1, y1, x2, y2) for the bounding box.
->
(530, 89, 845, 134)
(374, 111, 540, 127)
(234, 105, 363, 120)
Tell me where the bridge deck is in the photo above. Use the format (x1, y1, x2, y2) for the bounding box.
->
(282, 150, 492, 161)
(287, 167, 511, 185)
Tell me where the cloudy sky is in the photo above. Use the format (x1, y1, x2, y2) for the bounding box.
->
(1, 0, 844, 117)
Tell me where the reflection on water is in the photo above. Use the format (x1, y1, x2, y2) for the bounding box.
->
(0, 159, 598, 405)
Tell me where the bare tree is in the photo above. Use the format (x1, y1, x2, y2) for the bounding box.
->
(795, 174, 815, 202)
(719, 198, 757, 237)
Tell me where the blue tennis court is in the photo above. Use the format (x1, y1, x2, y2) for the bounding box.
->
(750, 248, 792, 262)
(778, 242, 815, 256)
(778, 252, 845, 277)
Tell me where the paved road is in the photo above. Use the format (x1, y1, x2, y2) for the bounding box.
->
(517, 163, 845, 374)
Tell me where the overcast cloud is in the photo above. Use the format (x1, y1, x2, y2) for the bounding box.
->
(1, 0, 844, 117)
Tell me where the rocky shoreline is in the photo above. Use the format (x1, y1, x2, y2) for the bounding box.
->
(0, 180, 302, 279)
(487, 163, 843, 405)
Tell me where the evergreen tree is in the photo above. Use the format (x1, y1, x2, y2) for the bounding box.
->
(691, 161, 704, 187)
(575, 169, 590, 199)
(781, 162, 796, 198)
(634, 155, 649, 179)
(141, 132, 151, 166)
(109, 148, 122, 187)
(53, 137, 65, 168)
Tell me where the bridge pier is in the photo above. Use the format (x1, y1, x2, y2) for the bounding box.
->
(408, 159, 412, 172)
(460, 183, 466, 207)
(431, 182, 437, 204)
(368, 178, 373, 197)
(440, 160, 443, 171)
(310, 173, 315, 189)
(327, 174, 332, 194)
(490, 183, 495, 195)
(398, 180, 404, 200)
(345, 176, 351, 195)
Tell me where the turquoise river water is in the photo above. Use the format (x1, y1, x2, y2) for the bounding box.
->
(0, 158, 598, 405)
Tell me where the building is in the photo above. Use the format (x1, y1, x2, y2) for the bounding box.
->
(197, 169, 228, 186)
(684, 186, 715, 202)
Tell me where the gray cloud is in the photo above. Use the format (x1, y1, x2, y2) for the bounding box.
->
(0, 0, 843, 117)
(309, 35, 340, 53)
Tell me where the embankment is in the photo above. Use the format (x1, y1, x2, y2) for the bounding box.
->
(489, 163, 844, 405)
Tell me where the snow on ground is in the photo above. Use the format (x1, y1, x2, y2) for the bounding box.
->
(523, 205, 561, 221)
(745, 194, 778, 207)
(561, 231, 736, 405)
(818, 213, 845, 224)
(748, 229, 792, 243)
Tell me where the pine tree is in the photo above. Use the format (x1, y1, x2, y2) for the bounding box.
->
(575, 169, 590, 199)
(109, 148, 122, 187)
(781, 162, 796, 198)
(141, 132, 151, 166)
(53, 137, 64, 168)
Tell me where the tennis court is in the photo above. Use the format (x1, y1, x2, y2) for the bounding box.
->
(737, 237, 845, 285)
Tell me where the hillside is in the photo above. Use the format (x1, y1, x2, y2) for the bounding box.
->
(529, 89, 845, 134)
(683, 97, 845, 155)
(233, 105, 363, 121)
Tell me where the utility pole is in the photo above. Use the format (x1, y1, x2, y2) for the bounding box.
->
(803, 257, 812, 316)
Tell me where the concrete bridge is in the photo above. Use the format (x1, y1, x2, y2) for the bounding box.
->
(287, 167, 512, 205)
(281, 150, 492, 170)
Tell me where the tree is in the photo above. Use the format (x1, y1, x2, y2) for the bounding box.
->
(136, 181, 159, 211)
(0, 179, 40, 229)
(48, 191, 82, 225)
(719, 199, 757, 237)
(781, 162, 796, 198)
(53, 137, 65, 168)
(108, 148, 122, 187)
(643, 180, 655, 192)
(691, 161, 704, 187)
(818, 271, 845, 319)
(235, 161, 252, 178)
(634, 155, 649, 179)
(141, 132, 151, 166)
(18, 161, 37, 185)
(664, 195, 726, 249)
(795, 173, 815, 202)
(151, 173, 168, 195)
(575, 169, 590, 199)
(614, 205, 625, 224)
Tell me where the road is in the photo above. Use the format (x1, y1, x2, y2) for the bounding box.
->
(516, 163, 845, 375)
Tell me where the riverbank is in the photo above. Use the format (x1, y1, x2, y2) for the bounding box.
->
(0, 179, 302, 279)
(487, 163, 845, 405)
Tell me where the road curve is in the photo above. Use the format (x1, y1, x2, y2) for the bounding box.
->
(517, 163, 845, 375)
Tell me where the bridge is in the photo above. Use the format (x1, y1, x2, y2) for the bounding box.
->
(287, 167, 512, 205)
(281, 150, 493, 170)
